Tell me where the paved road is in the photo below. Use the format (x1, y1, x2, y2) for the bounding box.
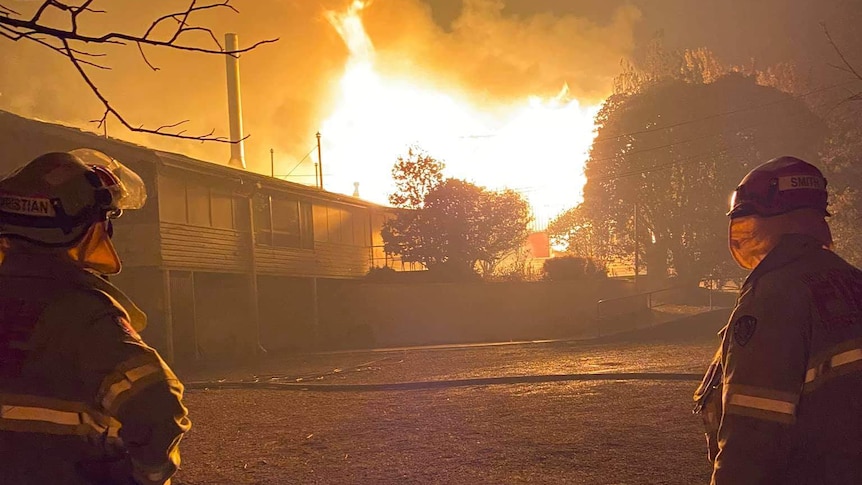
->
(181, 310, 725, 388)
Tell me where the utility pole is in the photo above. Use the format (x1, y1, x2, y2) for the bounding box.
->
(634, 202, 640, 289)
(316, 131, 324, 190)
(270, 148, 275, 178)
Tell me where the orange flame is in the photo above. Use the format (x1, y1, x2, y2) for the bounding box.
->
(320, 0, 599, 226)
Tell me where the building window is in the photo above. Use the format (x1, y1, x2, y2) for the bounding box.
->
(159, 176, 187, 223)
(340, 208, 354, 245)
(310, 203, 368, 246)
(186, 183, 210, 227)
(300, 201, 314, 249)
(254, 194, 311, 249)
(313, 203, 328, 242)
(159, 174, 245, 231)
(210, 191, 234, 230)
(252, 193, 272, 245)
(233, 198, 250, 231)
(353, 208, 369, 246)
(327, 206, 343, 243)
(271, 197, 301, 248)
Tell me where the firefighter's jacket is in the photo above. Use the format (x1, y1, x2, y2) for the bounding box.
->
(0, 254, 190, 484)
(695, 234, 862, 484)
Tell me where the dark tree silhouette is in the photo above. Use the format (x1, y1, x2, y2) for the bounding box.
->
(383, 179, 531, 277)
(388, 146, 444, 209)
(582, 74, 826, 284)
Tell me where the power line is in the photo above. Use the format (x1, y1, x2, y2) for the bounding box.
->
(282, 145, 318, 178)
(588, 112, 827, 183)
(586, 94, 841, 168)
(591, 80, 856, 145)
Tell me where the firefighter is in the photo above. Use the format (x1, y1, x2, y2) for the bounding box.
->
(694, 156, 862, 484)
(0, 150, 190, 484)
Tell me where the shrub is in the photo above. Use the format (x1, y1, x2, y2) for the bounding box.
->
(365, 266, 399, 282)
(543, 256, 607, 281)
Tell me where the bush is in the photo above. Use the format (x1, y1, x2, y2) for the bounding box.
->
(543, 256, 607, 281)
(365, 266, 399, 282)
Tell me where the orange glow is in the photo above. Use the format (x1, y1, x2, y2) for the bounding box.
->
(318, 0, 599, 225)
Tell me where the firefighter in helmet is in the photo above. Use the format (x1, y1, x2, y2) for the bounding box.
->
(694, 156, 862, 484)
(0, 150, 190, 484)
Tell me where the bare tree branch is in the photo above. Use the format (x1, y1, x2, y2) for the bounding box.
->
(1, 1, 276, 55)
(821, 23, 862, 105)
(29, 1, 56, 24)
(0, 24, 110, 69)
(0, 3, 21, 16)
(136, 42, 159, 71)
(0, 0, 277, 143)
(822, 23, 862, 81)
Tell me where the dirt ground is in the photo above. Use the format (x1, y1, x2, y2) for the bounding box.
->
(172, 321, 721, 485)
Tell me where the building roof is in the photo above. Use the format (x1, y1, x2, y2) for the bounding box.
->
(0, 109, 385, 209)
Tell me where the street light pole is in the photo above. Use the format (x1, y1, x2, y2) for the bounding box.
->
(634, 202, 639, 289)
(316, 132, 324, 190)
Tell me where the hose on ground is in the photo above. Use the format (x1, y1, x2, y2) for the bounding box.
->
(186, 372, 703, 392)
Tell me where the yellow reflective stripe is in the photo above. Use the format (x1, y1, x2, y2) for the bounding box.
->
(0, 397, 112, 438)
(101, 362, 163, 413)
(725, 383, 799, 405)
(805, 347, 862, 383)
(1, 405, 81, 426)
(833, 348, 862, 366)
(102, 380, 133, 410)
(728, 394, 796, 415)
(0, 392, 88, 412)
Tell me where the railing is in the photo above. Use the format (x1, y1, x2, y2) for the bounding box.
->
(595, 285, 693, 321)
(368, 245, 424, 272)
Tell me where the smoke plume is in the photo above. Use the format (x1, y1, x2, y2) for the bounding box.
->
(0, 0, 641, 184)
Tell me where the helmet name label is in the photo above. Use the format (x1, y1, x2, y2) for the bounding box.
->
(0, 196, 56, 217)
(779, 176, 825, 191)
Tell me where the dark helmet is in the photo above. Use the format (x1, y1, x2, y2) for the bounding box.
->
(728, 156, 828, 219)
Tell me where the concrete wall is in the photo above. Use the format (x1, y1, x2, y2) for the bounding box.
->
(316, 278, 636, 349)
(257, 275, 316, 352)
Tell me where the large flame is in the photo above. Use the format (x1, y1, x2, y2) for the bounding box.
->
(318, 0, 599, 227)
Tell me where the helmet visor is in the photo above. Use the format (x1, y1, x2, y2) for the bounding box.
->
(69, 148, 147, 210)
(727, 189, 753, 218)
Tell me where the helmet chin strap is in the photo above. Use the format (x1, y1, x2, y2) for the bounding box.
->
(66, 221, 122, 275)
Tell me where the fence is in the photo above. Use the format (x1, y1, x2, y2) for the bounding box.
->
(595, 284, 730, 321)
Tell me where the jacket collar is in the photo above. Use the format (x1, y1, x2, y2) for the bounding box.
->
(0, 253, 147, 331)
(743, 233, 826, 288)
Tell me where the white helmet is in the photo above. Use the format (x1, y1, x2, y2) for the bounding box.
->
(0, 149, 146, 247)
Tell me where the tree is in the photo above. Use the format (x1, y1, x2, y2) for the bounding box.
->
(382, 179, 531, 278)
(388, 146, 444, 209)
(0, 1, 276, 142)
(819, 24, 862, 265)
(582, 73, 827, 284)
(547, 203, 623, 267)
(474, 188, 532, 276)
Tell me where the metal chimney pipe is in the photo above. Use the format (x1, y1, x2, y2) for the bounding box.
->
(225, 33, 246, 169)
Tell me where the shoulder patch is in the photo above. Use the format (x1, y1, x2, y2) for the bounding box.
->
(733, 315, 757, 347)
(115, 315, 141, 341)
